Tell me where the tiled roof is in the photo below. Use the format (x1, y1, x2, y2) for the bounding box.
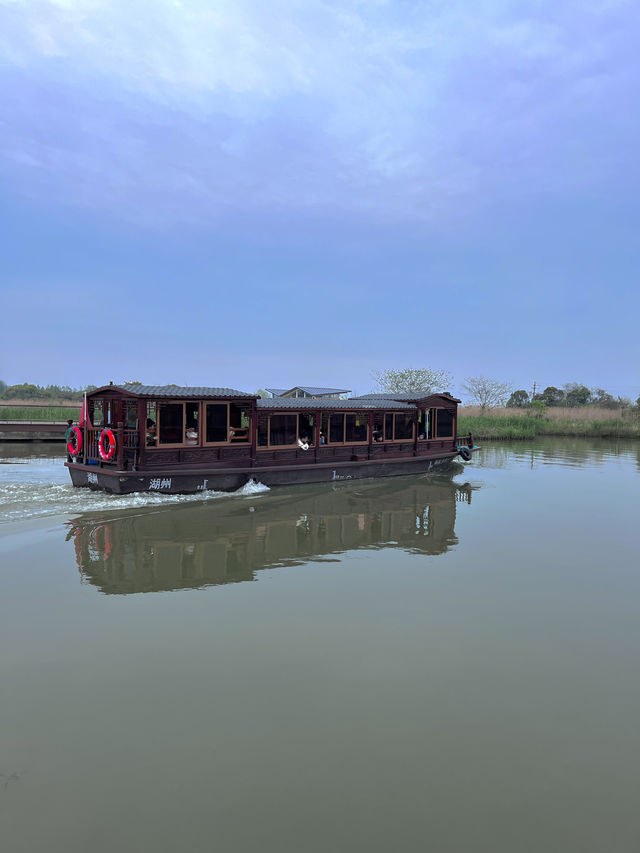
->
(120, 384, 255, 398)
(352, 392, 459, 403)
(265, 386, 351, 397)
(257, 397, 413, 410)
(295, 386, 350, 396)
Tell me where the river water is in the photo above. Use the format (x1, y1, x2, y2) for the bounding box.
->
(1, 439, 639, 852)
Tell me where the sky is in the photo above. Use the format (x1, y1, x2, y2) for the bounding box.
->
(1, 0, 638, 400)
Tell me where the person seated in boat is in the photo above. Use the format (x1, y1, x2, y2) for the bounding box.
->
(185, 426, 198, 445)
(319, 430, 326, 445)
(146, 419, 157, 446)
(418, 429, 426, 440)
(372, 426, 383, 442)
(298, 434, 310, 451)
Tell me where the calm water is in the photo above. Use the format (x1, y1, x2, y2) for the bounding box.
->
(1, 439, 639, 852)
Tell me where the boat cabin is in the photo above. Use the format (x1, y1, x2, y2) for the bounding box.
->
(75, 384, 462, 472)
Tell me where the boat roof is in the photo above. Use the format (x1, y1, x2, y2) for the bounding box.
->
(106, 384, 256, 399)
(87, 385, 459, 406)
(257, 397, 413, 410)
(352, 392, 462, 404)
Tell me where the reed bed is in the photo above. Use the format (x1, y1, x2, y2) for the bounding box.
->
(460, 405, 633, 422)
(0, 405, 81, 422)
(459, 408, 640, 440)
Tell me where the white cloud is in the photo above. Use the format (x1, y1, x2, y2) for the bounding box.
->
(0, 0, 637, 223)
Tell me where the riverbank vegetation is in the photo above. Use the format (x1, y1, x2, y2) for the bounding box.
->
(0, 405, 81, 421)
(2, 376, 639, 439)
(0, 382, 95, 402)
(459, 406, 640, 440)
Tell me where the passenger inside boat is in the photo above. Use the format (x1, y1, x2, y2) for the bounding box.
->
(146, 419, 157, 446)
(418, 410, 429, 439)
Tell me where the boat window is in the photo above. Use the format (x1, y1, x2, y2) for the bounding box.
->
(158, 403, 184, 444)
(124, 401, 138, 429)
(257, 414, 269, 446)
(380, 412, 415, 441)
(229, 404, 250, 443)
(345, 414, 368, 443)
(435, 409, 454, 438)
(320, 414, 329, 442)
(257, 413, 312, 448)
(91, 400, 104, 427)
(329, 414, 344, 443)
(319, 413, 368, 444)
(298, 413, 314, 443)
(418, 409, 429, 439)
(394, 413, 414, 440)
(206, 404, 228, 443)
(269, 414, 298, 446)
(428, 408, 436, 438)
(204, 403, 252, 444)
(384, 413, 394, 441)
(186, 403, 199, 430)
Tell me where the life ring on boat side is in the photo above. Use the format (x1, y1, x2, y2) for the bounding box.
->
(98, 428, 116, 461)
(67, 426, 83, 456)
(458, 446, 472, 462)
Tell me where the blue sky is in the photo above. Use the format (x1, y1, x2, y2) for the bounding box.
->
(1, 0, 638, 399)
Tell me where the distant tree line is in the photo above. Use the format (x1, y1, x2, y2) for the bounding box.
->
(372, 370, 639, 413)
(2, 375, 638, 411)
(0, 382, 97, 402)
(507, 384, 636, 410)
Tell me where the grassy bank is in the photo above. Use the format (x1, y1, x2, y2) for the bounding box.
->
(0, 405, 81, 422)
(459, 407, 640, 440)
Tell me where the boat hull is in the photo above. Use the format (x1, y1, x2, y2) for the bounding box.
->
(66, 451, 466, 495)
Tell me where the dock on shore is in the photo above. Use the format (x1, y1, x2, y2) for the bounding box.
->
(0, 421, 67, 441)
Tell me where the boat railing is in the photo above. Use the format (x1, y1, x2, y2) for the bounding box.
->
(82, 423, 139, 467)
(455, 432, 474, 448)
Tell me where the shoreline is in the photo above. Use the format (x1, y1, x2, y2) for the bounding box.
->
(459, 414, 640, 441)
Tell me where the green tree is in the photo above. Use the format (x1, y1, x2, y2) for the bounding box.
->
(528, 399, 547, 418)
(564, 383, 591, 407)
(371, 367, 453, 395)
(506, 389, 529, 408)
(462, 376, 512, 413)
(591, 388, 617, 409)
(2, 383, 41, 399)
(535, 386, 565, 407)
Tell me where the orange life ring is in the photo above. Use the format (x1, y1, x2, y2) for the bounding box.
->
(67, 426, 83, 456)
(98, 428, 116, 461)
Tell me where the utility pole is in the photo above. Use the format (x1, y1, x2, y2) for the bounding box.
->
(532, 381, 537, 400)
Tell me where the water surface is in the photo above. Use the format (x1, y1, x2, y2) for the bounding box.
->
(1, 439, 639, 852)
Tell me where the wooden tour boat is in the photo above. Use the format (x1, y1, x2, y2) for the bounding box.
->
(65, 384, 477, 494)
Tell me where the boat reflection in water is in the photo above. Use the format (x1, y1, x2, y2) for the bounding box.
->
(67, 473, 477, 594)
